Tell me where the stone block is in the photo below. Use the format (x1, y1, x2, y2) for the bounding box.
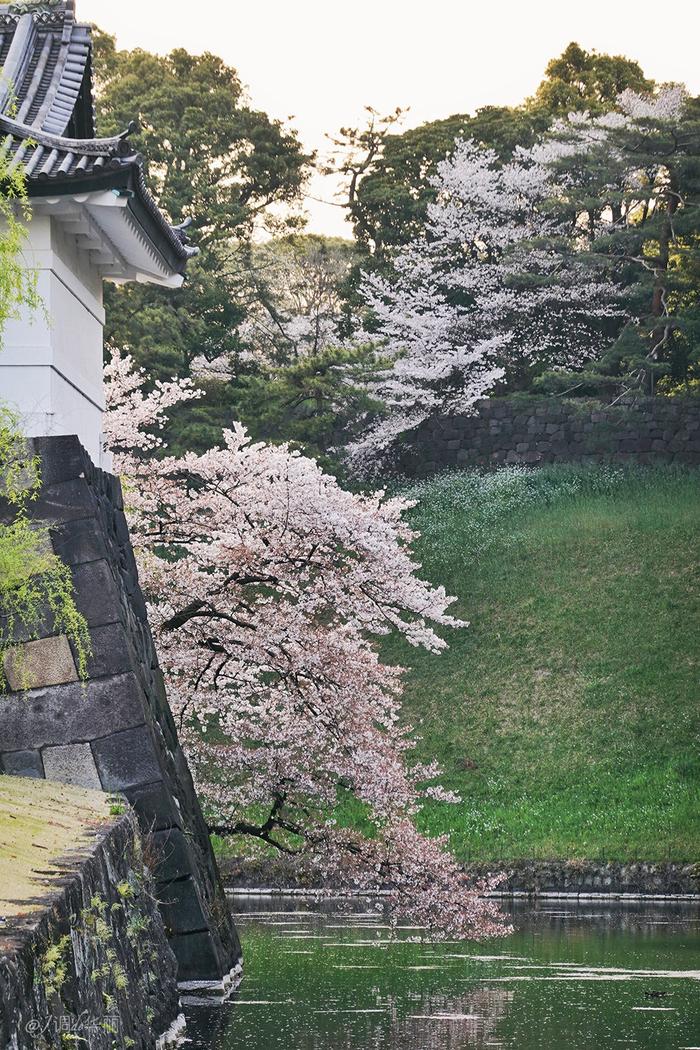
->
(152, 828, 194, 882)
(114, 507, 132, 547)
(103, 472, 125, 511)
(3, 635, 78, 692)
(623, 438, 651, 453)
(169, 931, 223, 983)
(0, 673, 148, 751)
(33, 436, 86, 485)
(92, 726, 163, 791)
(51, 517, 109, 566)
(125, 781, 182, 833)
(159, 877, 208, 935)
(71, 560, 122, 627)
(0, 748, 44, 779)
(83, 623, 135, 680)
(32, 479, 95, 525)
(42, 742, 102, 790)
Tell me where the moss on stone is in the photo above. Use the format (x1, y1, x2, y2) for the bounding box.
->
(0, 776, 111, 919)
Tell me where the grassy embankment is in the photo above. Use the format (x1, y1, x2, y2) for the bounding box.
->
(387, 464, 700, 863)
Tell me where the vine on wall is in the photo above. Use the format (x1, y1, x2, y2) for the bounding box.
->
(0, 409, 90, 690)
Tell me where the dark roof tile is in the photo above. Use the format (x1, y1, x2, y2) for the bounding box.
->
(0, 0, 196, 271)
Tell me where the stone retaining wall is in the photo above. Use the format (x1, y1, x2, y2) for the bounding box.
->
(0, 807, 181, 1050)
(218, 856, 700, 898)
(0, 436, 241, 985)
(395, 396, 700, 477)
(465, 860, 700, 897)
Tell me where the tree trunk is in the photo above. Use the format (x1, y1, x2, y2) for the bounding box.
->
(648, 171, 679, 393)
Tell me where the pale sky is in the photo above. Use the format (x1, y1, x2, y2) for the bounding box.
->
(78, 0, 700, 237)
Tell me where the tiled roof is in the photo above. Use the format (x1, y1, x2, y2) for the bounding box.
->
(0, 1, 95, 139)
(0, 0, 196, 270)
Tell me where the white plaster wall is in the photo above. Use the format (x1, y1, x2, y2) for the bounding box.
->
(0, 214, 108, 465)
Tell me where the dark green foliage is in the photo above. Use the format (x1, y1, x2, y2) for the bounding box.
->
(540, 94, 700, 395)
(93, 30, 311, 385)
(529, 41, 654, 116)
(93, 35, 310, 238)
(342, 43, 653, 264)
(104, 256, 248, 382)
(234, 344, 383, 470)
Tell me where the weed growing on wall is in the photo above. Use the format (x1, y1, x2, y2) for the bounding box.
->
(33, 835, 166, 1048)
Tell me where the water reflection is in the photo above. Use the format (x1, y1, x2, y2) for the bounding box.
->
(184, 897, 700, 1050)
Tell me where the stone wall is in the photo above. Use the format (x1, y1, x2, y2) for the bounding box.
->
(466, 860, 700, 897)
(0, 436, 241, 987)
(395, 396, 700, 477)
(0, 803, 182, 1050)
(218, 855, 699, 898)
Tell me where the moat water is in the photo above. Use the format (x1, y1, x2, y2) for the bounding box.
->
(184, 896, 700, 1050)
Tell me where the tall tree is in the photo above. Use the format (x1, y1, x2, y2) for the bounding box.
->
(234, 234, 359, 364)
(332, 45, 653, 263)
(532, 88, 700, 395)
(92, 31, 311, 383)
(529, 42, 654, 117)
(187, 234, 377, 466)
(337, 108, 547, 259)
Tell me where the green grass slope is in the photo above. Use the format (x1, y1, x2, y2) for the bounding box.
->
(388, 464, 700, 864)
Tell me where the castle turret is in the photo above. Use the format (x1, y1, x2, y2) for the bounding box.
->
(0, 0, 196, 464)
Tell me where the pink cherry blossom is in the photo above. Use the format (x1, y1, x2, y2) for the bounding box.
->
(104, 350, 509, 940)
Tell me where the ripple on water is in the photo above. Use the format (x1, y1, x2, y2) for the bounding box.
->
(184, 898, 700, 1050)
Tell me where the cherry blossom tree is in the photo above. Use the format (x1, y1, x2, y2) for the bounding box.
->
(348, 89, 689, 470)
(527, 87, 697, 396)
(104, 350, 508, 940)
(349, 87, 696, 470)
(348, 129, 627, 470)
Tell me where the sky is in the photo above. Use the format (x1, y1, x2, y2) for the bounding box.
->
(78, 0, 700, 238)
